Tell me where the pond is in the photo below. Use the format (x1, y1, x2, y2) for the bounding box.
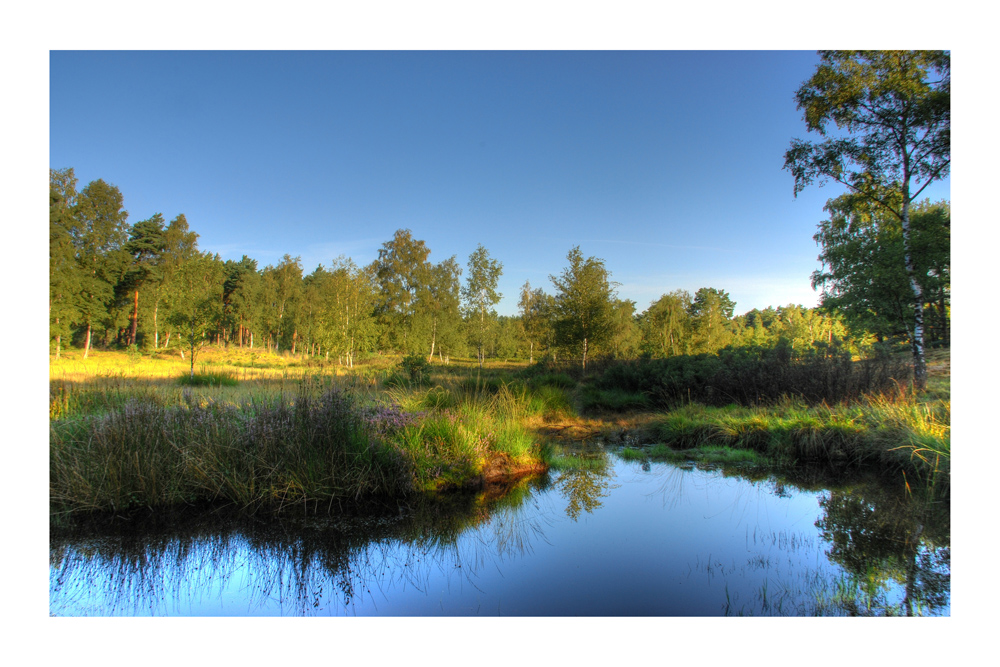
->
(49, 445, 949, 616)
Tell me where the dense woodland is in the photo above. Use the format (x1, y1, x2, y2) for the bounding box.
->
(49, 167, 949, 369)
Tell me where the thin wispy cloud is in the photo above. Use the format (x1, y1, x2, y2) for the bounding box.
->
(576, 239, 738, 253)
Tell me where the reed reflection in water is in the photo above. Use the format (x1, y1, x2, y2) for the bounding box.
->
(50, 451, 949, 616)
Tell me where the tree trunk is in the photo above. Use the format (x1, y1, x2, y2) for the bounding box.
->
(478, 305, 485, 370)
(84, 322, 92, 359)
(428, 318, 437, 363)
(154, 302, 159, 349)
(900, 180, 927, 390)
(129, 288, 139, 346)
(938, 291, 949, 347)
(582, 336, 588, 371)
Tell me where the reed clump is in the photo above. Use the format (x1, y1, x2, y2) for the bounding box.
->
(643, 389, 949, 493)
(51, 388, 418, 515)
(50, 378, 552, 515)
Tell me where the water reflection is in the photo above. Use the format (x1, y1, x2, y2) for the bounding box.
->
(51, 477, 551, 616)
(50, 455, 949, 616)
(817, 484, 950, 616)
(553, 451, 619, 520)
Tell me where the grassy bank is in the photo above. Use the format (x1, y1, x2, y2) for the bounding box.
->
(49, 346, 950, 516)
(49, 350, 559, 516)
(623, 389, 949, 493)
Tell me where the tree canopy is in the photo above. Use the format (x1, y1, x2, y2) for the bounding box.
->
(550, 246, 617, 371)
(784, 50, 950, 388)
(50, 167, 944, 369)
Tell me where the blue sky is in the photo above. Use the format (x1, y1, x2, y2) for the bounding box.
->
(50, 50, 951, 316)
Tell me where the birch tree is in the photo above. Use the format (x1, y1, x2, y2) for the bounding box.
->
(167, 253, 224, 378)
(550, 246, 617, 371)
(784, 50, 949, 389)
(462, 244, 503, 369)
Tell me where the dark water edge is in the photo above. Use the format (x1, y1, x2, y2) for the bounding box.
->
(50, 449, 949, 616)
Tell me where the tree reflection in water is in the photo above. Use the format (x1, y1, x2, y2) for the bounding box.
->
(50, 454, 949, 616)
(50, 476, 551, 616)
(552, 451, 619, 520)
(816, 483, 949, 616)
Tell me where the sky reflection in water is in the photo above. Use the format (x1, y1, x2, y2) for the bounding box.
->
(50, 452, 949, 616)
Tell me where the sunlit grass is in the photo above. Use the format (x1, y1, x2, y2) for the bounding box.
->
(49, 349, 551, 513)
(642, 388, 949, 494)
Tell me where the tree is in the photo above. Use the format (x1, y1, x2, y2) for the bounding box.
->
(517, 281, 548, 363)
(784, 50, 950, 389)
(462, 244, 503, 368)
(550, 246, 617, 371)
(370, 229, 431, 353)
(222, 255, 259, 349)
(153, 214, 199, 349)
(72, 179, 130, 357)
(50, 169, 80, 358)
(167, 253, 224, 378)
(688, 287, 735, 354)
(123, 213, 166, 347)
(324, 258, 379, 366)
(418, 256, 463, 362)
(226, 258, 263, 350)
(261, 255, 303, 352)
(640, 290, 692, 358)
(812, 196, 950, 346)
(607, 299, 642, 360)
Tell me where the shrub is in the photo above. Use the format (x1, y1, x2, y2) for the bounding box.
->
(178, 371, 239, 387)
(589, 343, 910, 409)
(399, 354, 431, 385)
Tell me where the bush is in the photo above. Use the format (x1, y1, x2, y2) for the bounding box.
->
(399, 354, 431, 385)
(178, 371, 239, 387)
(589, 343, 910, 409)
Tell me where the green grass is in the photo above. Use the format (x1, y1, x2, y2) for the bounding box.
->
(49, 347, 950, 516)
(580, 387, 650, 413)
(50, 354, 553, 513)
(642, 390, 949, 494)
(620, 443, 766, 465)
(178, 371, 240, 387)
(545, 454, 606, 471)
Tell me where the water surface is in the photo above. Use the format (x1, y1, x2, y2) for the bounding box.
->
(50, 448, 949, 616)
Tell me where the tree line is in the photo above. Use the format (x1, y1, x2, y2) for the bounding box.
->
(49, 166, 949, 371)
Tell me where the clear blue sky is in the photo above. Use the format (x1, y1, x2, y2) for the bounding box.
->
(50, 50, 950, 317)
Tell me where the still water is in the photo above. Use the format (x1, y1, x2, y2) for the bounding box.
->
(50, 447, 949, 616)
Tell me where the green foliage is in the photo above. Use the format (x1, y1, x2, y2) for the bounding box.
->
(688, 287, 736, 354)
(580, 386, 650, 413)
(50, 169, 81, 357)
(177, 371, 239, 387)
(640, 290, 692, 357)
(589, 341, 910, 409)
(399, 353, 431, 384)
(371, 229, 431, 353)
(813, 196, 949, 345)
(550, 246, 618, 370)
(463, 244, 503, 368)
(517, 281, 553, 363)
(784, 50, 950, 389)
(166, 253, 225, 376)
